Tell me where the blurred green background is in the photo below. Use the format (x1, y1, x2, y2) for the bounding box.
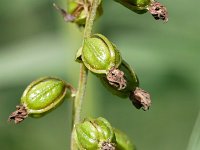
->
(0, 0, 200, 150)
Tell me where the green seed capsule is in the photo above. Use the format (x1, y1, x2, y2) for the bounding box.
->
(114, 0, 151, 14)
(54, 0, 103, 26)
(75, 120, 99, 149)
(67, 1, 79, 14)
(114, 0, 168, 22)
(75, 117, 116, 150)
(100, 60, 151, 111)
(21, 77, 69, 116)
(100, 60, 139, 98)
(82, 34, 122, 74)
(114, 128, 136, 150)
(72, 1, 103, 26)
(67, 1, 87, 26)
(81, 34, 127, 90)
(8, 77, 75, 123)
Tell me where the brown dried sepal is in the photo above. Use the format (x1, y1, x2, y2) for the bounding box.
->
(53, 3, 77, 22)
(8, 105, 28, 124)
(129, 87, 151, 111)
(107, 67, 127, 90)
(148, 1, 168, 22)
(101, 141, 116, 150)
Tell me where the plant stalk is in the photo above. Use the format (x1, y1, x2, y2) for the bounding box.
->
(70, 0, 101, 149)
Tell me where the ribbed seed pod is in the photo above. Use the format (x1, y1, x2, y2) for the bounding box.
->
(54, 0, 103, 26)
(99, 60, 151, 111)
(8, 77, 75, 123)
(82, 34, 121, 74)
(114, 0, 168, 22)
(114, 0, 150, 14)
(81, 34, 127, 90)
(75, 117, 116, 150)
(100, 60, 139, 98)
(114, 128, 136, 150)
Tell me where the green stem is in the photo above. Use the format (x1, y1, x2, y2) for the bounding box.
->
(70, 0, 101, 149)
(83, 0, 100, 38)
(72, 64, 88, 126)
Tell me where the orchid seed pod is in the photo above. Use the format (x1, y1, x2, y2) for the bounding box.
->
(8, 77, 76, 123)
(82, 34, 122, 74)
(100, 60, 139, 98)
(114, 128, 136, 150)
(75, 117, 116, 150)
(54, 0, 103, 26)
(100, 60, 151, 111)
(114, 0, 168, 22)
(114, 0, 150, 14)
(82, 34, 127, 90)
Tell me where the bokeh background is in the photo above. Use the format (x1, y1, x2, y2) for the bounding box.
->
(0, 0, 200, 150)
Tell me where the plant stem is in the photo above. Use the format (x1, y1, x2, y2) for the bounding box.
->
(71, 64, 88, 127)
(70, 0, 100, 149)
(83, 0, 100, 38)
